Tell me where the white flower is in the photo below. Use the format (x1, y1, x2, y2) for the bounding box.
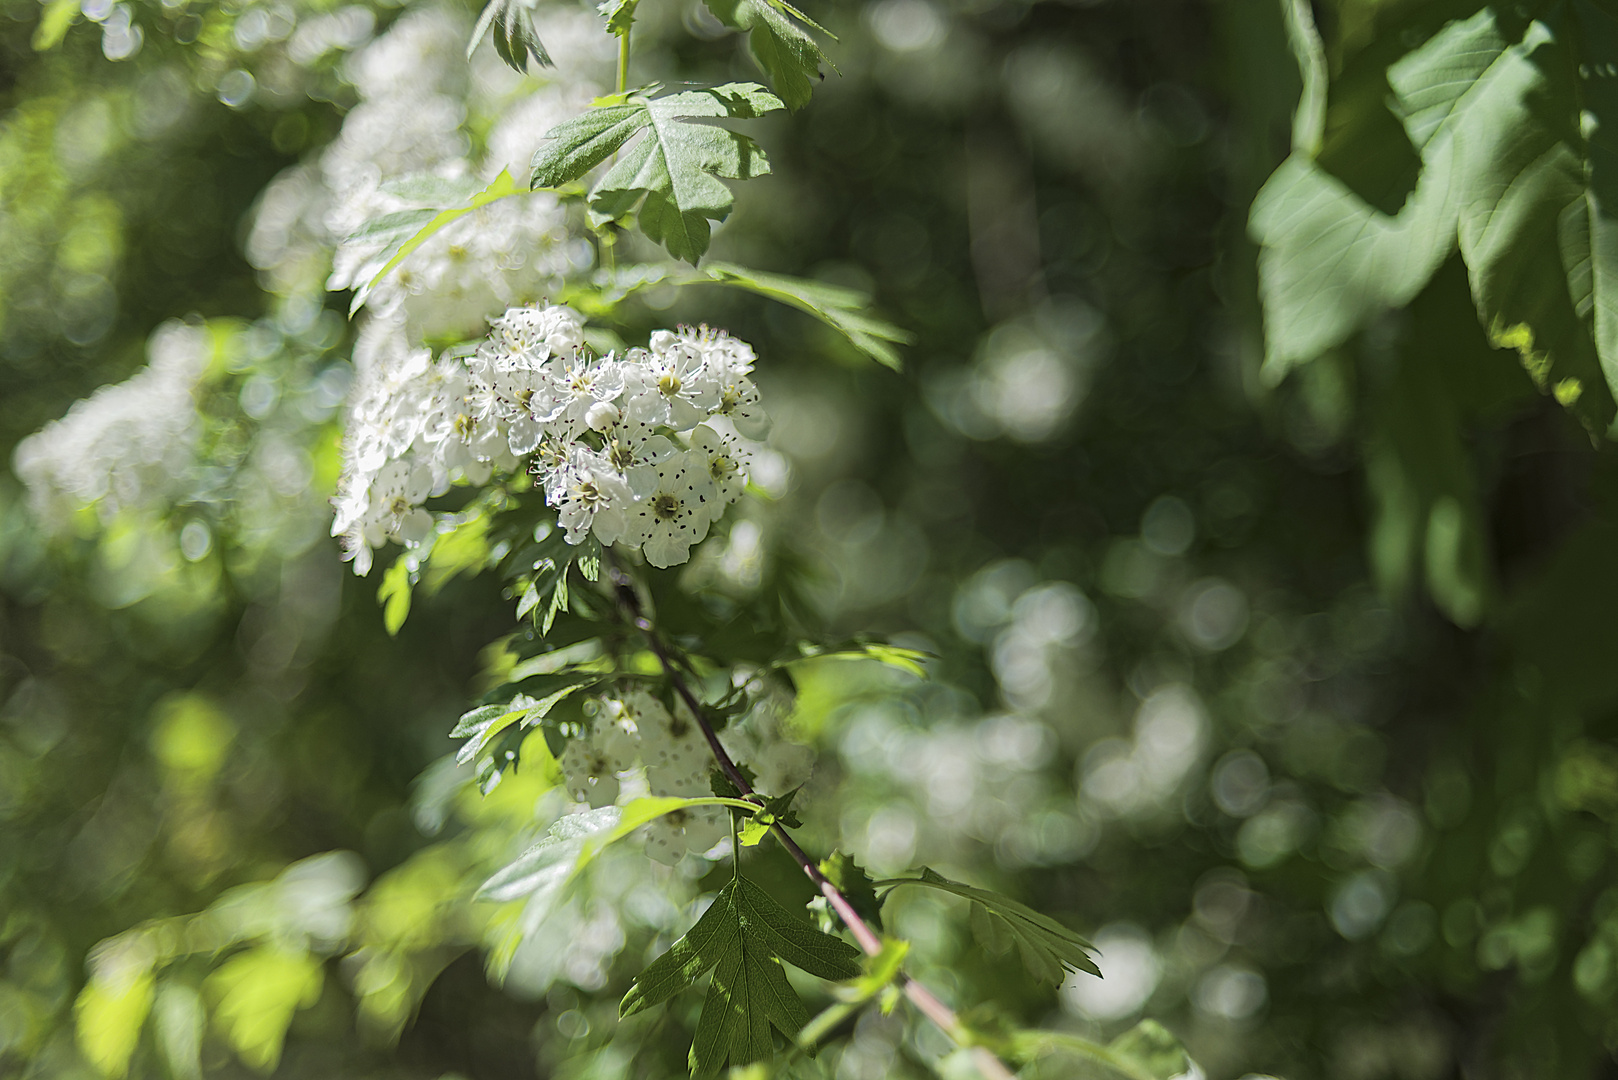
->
(689, 424, 749, 520)
(536, 352, 626, 432)
(468, 305, 584, 423)
(643, 766, 727, 865)
(561, 737, 621, 808)
(708, 369, 770, 439)
(360, 459, 434, 547)
(584, 400, 620, 432)
(550, 447, 635, 545)
(598, 413, 674, 479)
(488, 303, 586, 361)
(626, 450, 718, 568)
(623, 333, 716, 430)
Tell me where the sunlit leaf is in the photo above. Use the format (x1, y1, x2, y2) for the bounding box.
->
(479, 796, 758, 909)
(735, 786, 801, 846)
(378, 555, 413, 637)
(530, 84, 783, 263)
(204, 948, 323, 1072)
(74, 968, 153, 1078)
(32, 0, 77, 51)
(1008, 1020, 1192, 1080)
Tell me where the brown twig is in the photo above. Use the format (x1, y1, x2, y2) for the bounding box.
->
(607, 568, 1018, 1080)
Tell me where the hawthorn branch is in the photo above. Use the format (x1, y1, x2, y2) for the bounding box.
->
(607, 567, 1017, 1080)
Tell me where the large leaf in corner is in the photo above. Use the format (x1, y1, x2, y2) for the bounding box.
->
(1416, 11, 1616, 428)
(620, 875, 861, 1075)
(1249, 5, 1506, 381)
(530, 83, 783, 263)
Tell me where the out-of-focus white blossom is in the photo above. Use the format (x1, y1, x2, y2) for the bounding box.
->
(13, 320, 211, 526)
(555, 691, 730, 865)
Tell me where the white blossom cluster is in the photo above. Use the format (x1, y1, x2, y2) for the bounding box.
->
(333, 304, 770, 575)
(12, 321, 210, 526)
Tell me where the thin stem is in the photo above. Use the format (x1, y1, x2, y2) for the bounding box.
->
(616, 28, 630, 95)
(607, 568, 1018, 1080)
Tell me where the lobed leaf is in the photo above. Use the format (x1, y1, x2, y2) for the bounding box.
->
(530, 84, 784, 263)
(876, 868, 1099, 981)
(701, 0, 836, 110)
(621, 876, 860, 1075)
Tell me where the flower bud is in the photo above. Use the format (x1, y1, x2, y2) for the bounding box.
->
(585, 400, 621, 432)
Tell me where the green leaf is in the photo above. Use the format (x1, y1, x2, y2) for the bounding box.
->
(1250, 8, 1506, 380)
(204, 948, 323, 1073)
(468, 0, 553, 72)
(1280, 0, 1326, 155)
(875, 868, 1099, 981)
(544, 558, 571, 635)
(423, 510, 494, 595)
(32, 0, 78, 51)
(530, 84, 783, 263)
(74, 967, 154, 1078)
(786, 640, 933, 678)
(818, 851, 882, 932)
(1574, 0, 1618, 400)
(620, 876, 862, 1075)
(1008, 1020, 1192, 1080)
(565, 261, 911, 369)
(699, 262, 909, 370)
(598, 0, 640, 36)
(348, 170, 525, 314)
(479, 797, 758, 907)
(452, 681, 593, 766)
(1414, 15, 1614, 428)
(736, 786, 802, 846)
(702, 0, 835, 110)
(1255, 7, 1618, 425)
(797, 937, 907, 1051)
(378, 555, 413, 637)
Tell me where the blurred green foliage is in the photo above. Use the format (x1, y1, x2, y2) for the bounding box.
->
(6, 0, 1618, 1078)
